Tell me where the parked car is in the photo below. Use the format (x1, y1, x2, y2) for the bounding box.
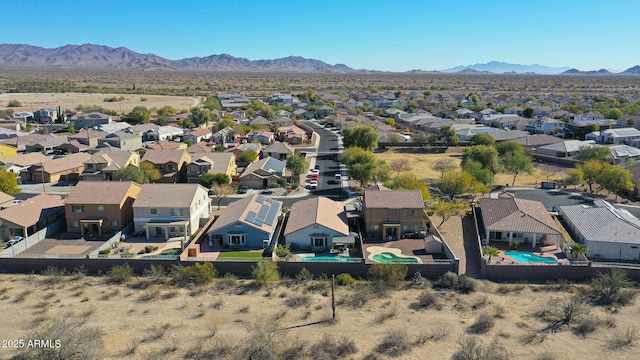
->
(3, 236, 23, 249)
(314, 164, 320, 170)
(309, 181, 318, 189)
(311, 174, 319, 181)
(312, 169, 320, 174)
(237, 186, 249, 194)
(260, 189, 274, 195)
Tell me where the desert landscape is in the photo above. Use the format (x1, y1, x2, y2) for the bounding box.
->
(1, 268, 638, 360)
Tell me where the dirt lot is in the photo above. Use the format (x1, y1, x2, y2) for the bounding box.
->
(0, 92, 199, 114)
(375, 147, 569, 187)
(0, 273, 638, 360)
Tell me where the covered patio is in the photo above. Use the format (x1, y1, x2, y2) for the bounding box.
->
(143, 220, 189, 241)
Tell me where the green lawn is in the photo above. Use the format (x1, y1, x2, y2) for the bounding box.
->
(217, 251, 263, 259)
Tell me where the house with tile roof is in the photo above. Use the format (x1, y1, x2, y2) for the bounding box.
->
(284, 197, 350, 251)
(479, 194, 561, 248)
(133, 183, 211, 240)
(21, 153, 92, 183)
(362, 186, 425, 241)
(82, 150, 140, 181)
(55, 140, 91, 154)
(239, 157, 286, 189)
(0, 194, 65, 239)
(515, 135, 563, 150)
(0, 152, 50, 174)
(0, 192, 15, 210)
(262, 141, 295, 161)
(98, 130, 143, 151)
(183, 127, 213, 144)
(69, 129, 109, 147)
(141, 149, 191, 183)
(67, 110, 112, 129)
(207, 194, 282, 249)
(146, 140, 187, 150)
(560, 200, 640, 260)
(247, 130, 274, 144)
(64, 181, 142, 237)
(186, 152, 237, 183)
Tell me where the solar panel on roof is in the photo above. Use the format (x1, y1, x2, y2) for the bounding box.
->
(264, 206, 279, 225)
(245, 211, 258, 224)
(255, 195, 265, 204)
(257, 204, 270, 222)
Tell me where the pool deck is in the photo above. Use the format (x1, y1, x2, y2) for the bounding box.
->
(486, 242, 569, 265)
(367, 246, 422, 263)
(363, 238, 448, 264)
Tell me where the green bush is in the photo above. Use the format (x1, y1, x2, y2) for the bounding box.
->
(275, 244, 292, 259)
(435, 272, 476, 294)
(590, 268, 636, 306)
(368, 263, 408, 287)
(170, 263, 218, 286)
(144, 245, 158, 253)
(296, 267, 314, 281)
(7, 100, 22, 107)
(98, 249, 111, 255)
(336, 273, 356, 286)
(252, 259, 280, 287)
(107, 263, 134, 284)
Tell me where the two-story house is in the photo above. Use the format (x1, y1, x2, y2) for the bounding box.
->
(262, 141, 295, 161)
(82, 150, 140, 181)
(362, 185, 425, 241)
(186, 153, 237, 184)
(64, 181, 142, 237)
(140, 149, 192, 183)
(133, 184, 211, 240)
(97, 130, 143, 151)
(0, 194, 65, 240)
(239, 157, 286, 188)
(69, 129, 109, 148)
(67, 110, 112, 129)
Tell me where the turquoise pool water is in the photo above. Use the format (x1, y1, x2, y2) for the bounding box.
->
(504, 251, 557, 264)
(300, 255, 360, 263)
(371, 252, 419, 264)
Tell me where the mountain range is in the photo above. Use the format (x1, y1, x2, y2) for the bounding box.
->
(0, 43, 638, 75)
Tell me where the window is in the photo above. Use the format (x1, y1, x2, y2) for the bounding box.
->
(371, 225, 379, 231)
(111, 221, 118, 227)
(70, 221, 79, 229)
(97, 205, 104, 212)
(170, 208, 184, 217)
(150, 208, 157, 215)
(72, 205, 84, 213)
(228, 234, 245, 245)
(313, 238, 325, 247)
(407, 209, 415, 217)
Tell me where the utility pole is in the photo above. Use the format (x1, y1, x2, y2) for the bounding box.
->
(40, 162, 46, 194)
(331, 274, 336, 320)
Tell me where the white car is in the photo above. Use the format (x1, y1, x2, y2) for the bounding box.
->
(309, 181, 318, 189)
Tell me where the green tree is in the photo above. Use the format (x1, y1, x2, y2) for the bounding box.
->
(140, 162, 161, 182)
(237, 149, 258, 163)
(210, 184, 235, 210)
(482, 246, 500, 262)
(500, 150, 534, 186)
(584, 123, 600, 134)
(439, 125, 459, 145)
(431, 200, 467, 227)
(389, 158, 413, 176)
(575, 146, 612, 163)
(469, 133, 496, 146)
(495, 141, 524, 156)
(66, 122, 76, 134)
(462, 159, 494, 185)
(608, 109, 623, 120)
(373, 160, 393, 183)
(599, 164, 633, 200)
(578, 161, 604, 193)
(252, 259, 280, 287)
(203, 97, 222, 111)
(112, 165, 149, 184)
(384, 118, 396, 126)
(569, 243, 587, 260)
(0, 167, 21, 194)
(190, 107, 212, 126)
(384, 173, 431, 200)
(341, 125, 380, 151)
(435, 169, 474, 199)
(156, 105, 178, 116)
(523, 107, 534, 118)
(590, 268, 635, 305)
(339, 147, 378, 187)
(122, 106, 151, 124)
(201, 173, 230, 188)
(411, 132, 429, 144)
(564, 168, 584, 190)
(286, 155, 307, 176)
(462, 145, 500, 174)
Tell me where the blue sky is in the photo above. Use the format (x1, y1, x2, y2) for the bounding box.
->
(4, 1, 639, 72)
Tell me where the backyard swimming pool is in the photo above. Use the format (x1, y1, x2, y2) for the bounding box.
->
(300, 255, 361, 262)
(371, 252, 419, 264)
(504, 251, 557, 264)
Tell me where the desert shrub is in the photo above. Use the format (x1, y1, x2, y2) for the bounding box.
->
(296, 267, 314, 281)
(608, 326, 638, 350)
(468, 313, 496, 334)
(275, 244, 293, 259)
(435, 272, 476, 294)
(285, 294, 311, 308)
(368, 263, 408, 287)
(375, 331, 411, 357)
(18, 312, 103, 360)
(520, 330, 546, 345)
(7, 100, 22, 107)
(573, 317, 600, 337)
(143, 264, 167, 280)
(170, 262, 218, 286)
(339, 283, 375, 307)
(280, 339, 308, 360)
(309, 334, 358, 360)
(216, 273, 238, 290)
(252, 259, 280, 287)
(107, 263, 134, 284)
(375, 308, 398, 324)
(336, 273, 356, 286)
(590, 268, 636, 306)
(41, 265, 68, 277)
(452, 336, 509, 360)
(415, 290, 439, 309)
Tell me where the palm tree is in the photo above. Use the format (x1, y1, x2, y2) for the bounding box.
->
(569, 243, 587, 261)
(482, 246, 500, 263)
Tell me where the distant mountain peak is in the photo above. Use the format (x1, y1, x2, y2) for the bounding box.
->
(443, 61, 571, 75)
